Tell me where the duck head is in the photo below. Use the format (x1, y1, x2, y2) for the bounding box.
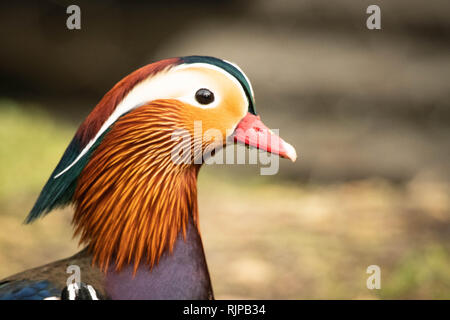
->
(26, 56, 297, 272)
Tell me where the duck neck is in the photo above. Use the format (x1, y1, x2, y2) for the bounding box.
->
(75, 161, 214, 299)
(73, 160, 202, 270)
(104, 215, 213, 299)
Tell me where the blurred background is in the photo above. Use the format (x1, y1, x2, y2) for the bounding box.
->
(0, 0, 449, 299)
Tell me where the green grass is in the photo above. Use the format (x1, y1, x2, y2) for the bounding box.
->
(0, 99, 75, 201)
(380, 245, 450, 299)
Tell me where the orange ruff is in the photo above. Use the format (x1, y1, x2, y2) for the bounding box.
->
(73, 100, 200, 273)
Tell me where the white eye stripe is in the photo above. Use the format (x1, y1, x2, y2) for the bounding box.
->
(172, 63, 248, 110)
(174, 62, 247, 100)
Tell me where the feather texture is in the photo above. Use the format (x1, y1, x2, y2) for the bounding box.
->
(73, 100, 200, 273)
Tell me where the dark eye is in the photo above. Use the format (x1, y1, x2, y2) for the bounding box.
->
(195, 88, 215, 105)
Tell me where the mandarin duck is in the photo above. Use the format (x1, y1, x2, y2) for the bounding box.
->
(0, 56, 297, 300)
